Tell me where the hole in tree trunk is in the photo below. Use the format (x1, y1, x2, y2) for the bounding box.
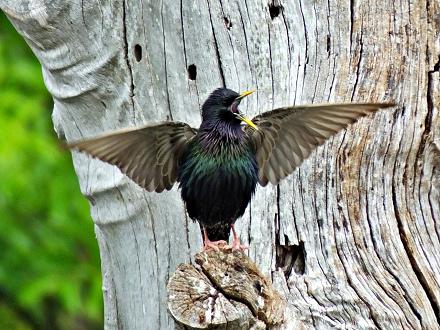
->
(187, 64, 197, 80)
(134, 44, 142, 62)
(223, 16, 232, 29)
(269, 3, 282, 19)
(276, 239, 305, 278)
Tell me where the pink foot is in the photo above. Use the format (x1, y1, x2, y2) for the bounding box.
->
(203, 239, 228, 252)
(224, 224, 248, 251)
(224, 237, 248, 251)
(202, 228, 228, 251)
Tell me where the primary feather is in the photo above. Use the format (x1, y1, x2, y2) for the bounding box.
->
(246, 103, 394, 185)
(68, 122, 197, 192)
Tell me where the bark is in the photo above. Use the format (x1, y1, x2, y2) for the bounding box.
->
(1, 0, 439, 329)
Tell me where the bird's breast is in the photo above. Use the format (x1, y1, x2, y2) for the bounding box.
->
(178, 141, 257, 191)
(177, 139, 258, 224)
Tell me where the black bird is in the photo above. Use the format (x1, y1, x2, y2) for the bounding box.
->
(69, 88, 394, 250)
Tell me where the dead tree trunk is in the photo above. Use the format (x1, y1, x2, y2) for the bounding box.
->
(1, 0, 438, 329)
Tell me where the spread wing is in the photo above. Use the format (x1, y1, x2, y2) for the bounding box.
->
(68, 122, 197, 192)
(245, 103, 395, 186)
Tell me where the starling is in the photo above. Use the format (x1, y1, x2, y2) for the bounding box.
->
(68, 88, 394, 250)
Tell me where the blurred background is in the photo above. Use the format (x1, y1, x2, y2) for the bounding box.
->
(0, 12, 103, 330)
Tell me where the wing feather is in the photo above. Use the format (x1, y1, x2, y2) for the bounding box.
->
(246, 103, 395, 186)
(68, 122, 197, 192)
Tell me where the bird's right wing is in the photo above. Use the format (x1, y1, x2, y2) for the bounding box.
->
(245, 103, 395, 186)
(68, 122, 197, 192)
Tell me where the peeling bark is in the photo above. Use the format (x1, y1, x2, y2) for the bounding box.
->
(1, 0, 439, 329)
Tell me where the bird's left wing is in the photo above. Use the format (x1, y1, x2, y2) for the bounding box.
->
(68, 122, 197, 192)
(245, 103, 395, 186)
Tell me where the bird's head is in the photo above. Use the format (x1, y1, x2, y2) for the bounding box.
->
(201, 88, 258, 130)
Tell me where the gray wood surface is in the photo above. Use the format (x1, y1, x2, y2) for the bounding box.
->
(1, 0, 439, 329)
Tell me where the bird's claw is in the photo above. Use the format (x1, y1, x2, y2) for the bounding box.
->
(224, 243, 249, 251)
(224, 237, 248, 252)
(203, 239, 228, 252)
(202, 226, 248, 252)
(202, 239, 248, 252)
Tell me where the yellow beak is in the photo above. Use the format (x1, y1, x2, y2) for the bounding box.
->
(237, 89, 256, 100)
(236, 113, 258, 130)
(235, 89, 258, 130)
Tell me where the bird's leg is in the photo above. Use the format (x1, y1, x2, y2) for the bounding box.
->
(226, 224, 248, 251)
(202, 228, 227, 251)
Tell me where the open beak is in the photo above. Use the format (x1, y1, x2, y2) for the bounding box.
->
(235, 90, 258, 130)
(236, 113, 258, 130)
(236, 89, 256, 101)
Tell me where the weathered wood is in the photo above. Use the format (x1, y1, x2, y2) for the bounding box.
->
(1, 0, 439, 329)
(167, 250, 284, 329)
(168, 264, 258, 329)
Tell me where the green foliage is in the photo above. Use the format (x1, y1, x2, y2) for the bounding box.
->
(0, 12, 102, 329)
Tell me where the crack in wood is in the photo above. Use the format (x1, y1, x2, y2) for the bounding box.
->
(183, 211, 193, 264)
(280, 6, 292, 101)
(298, 0, 309, 96)
(122, 0, 135, 100)
(180, 0, 188, 69)
(351, 22, 363, 101)
(160, 0, 172, 121)
(218, 0, 240, 87)
(349, 0, 355, 48)
(197, 260, 259, 320)
(206, 0, 226, 88)
(267, 24, 275, 108)
(144, 196, 163, 325)
(237, 4, 260, 109)
(425, 55, 439, 140)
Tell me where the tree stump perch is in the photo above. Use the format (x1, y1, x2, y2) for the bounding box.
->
(167, 250, 285, 329)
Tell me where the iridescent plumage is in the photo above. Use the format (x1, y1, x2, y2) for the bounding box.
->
(178, 121, 258, 240)
(68, 88, 394, 250)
